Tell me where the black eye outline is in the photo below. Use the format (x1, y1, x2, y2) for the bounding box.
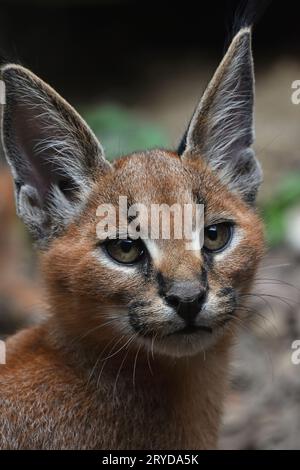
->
(203, 222, 234, 253)
(102, 238, 147, 265)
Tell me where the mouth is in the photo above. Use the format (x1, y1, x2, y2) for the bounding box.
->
(168, 324, 213, 336)
(136, 320, 222, 358)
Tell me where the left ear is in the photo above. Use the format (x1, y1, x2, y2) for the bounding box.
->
(180, 27, 262, 204)
(0, 64, 112, 244)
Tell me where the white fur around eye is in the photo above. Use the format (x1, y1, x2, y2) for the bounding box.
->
(184, 229, 202, 254)
(92, 250, 139, 274)
(143, 240, 161, 265)
(213, 227, 243, 262)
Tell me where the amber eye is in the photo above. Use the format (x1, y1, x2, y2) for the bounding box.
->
(104, 239, 145, 264)
(204, 223, 233, 253)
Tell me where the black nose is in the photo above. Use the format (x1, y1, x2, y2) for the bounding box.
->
(166, 291, 206, 323)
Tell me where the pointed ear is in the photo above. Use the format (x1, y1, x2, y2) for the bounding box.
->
(180, 28, 262, 204)
(0, 64, 111, 243)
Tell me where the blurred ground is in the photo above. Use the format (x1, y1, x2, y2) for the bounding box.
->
(1, 52, 300, 449)
(0, 169, 44, 336)
(220, 250, 300, 449)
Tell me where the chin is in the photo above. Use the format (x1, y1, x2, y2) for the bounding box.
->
(142, 329, 221, 358)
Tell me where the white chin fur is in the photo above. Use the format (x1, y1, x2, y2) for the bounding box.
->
(142, 330, 219, 358)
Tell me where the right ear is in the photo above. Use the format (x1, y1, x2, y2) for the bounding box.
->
(0, 64, 111, 244)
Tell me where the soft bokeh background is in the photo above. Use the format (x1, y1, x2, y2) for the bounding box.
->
(1, 0, 300, 449)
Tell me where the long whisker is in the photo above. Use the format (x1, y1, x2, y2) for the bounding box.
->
(113, 333, 138, 399)
(96, 334, 129, 389)
(240, 295, 276, 316)
(236, 303, 280, 338)
(151, 331, 159, 360)
(86, 329, 127, 389)
(132, 343, 143, 389)
(101, 334, 136, 362)
(147, 341, 154, 376)
(70, 316, 120, 346)
(254, 278, 300, 293)
(244, 292, 297, 309)
(257, 263, 291, 271)
(232, 308, 276, 380)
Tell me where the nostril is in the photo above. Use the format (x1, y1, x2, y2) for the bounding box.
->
(165, 294, 181, 309)
(197, 290, 207, 307)
(166, 290, 207, 312)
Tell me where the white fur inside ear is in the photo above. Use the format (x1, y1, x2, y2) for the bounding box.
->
(33, 134, 91, 191)
(1, 63, 111, 242)
(18, 185, 47, 228)
(183, 28, 262, 202)
(47, 184, 89, 226)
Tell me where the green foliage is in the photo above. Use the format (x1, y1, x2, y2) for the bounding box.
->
(82, 104, 169, 161)
(262, 174, 300, 246)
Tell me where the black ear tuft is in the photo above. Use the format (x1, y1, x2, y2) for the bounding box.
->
(228, 0, 271, 41)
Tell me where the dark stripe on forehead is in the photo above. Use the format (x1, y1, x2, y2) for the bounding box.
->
(192, 189, 206, 206)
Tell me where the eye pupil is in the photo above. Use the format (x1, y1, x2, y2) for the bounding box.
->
(103, 238, 145, 264)
(119, 240, 133, 253)
(207, 225, 218, 241)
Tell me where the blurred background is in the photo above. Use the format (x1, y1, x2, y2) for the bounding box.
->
(0, 0, 300, 449)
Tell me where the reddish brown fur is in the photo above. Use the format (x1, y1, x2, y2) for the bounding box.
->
(0, 150, 264, 449)
(0, 28, 265, 449)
